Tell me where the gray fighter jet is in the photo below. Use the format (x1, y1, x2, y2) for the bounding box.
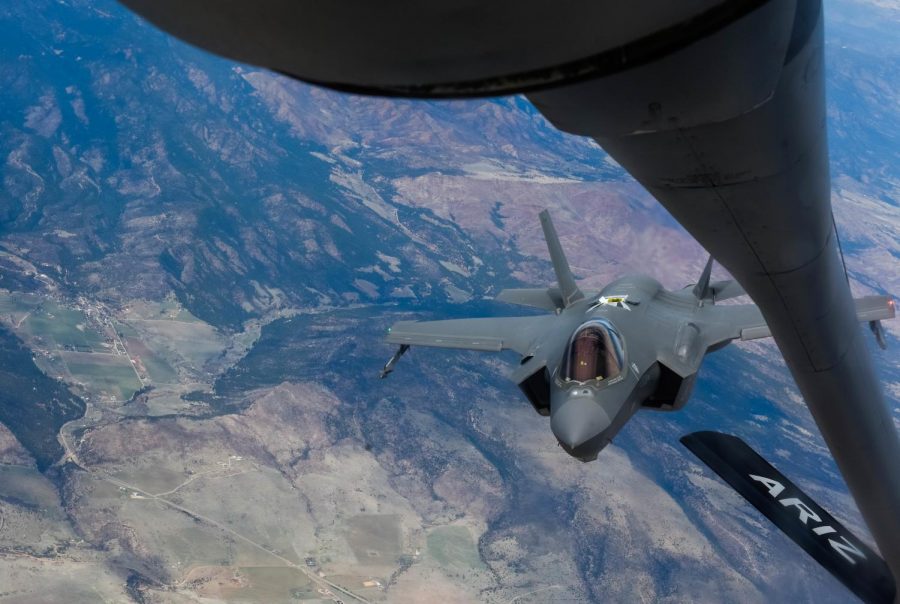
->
(381, 210, 895, 462)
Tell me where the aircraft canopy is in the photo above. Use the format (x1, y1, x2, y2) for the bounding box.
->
(562, 319, 624, 385)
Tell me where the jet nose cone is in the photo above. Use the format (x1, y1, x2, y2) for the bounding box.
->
(551, 395, 611, 450)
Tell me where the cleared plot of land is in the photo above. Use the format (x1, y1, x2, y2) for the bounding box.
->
(169, 466, 312, 565)
(116, 302, 229, 387)
(164, 524, 237, 567)
(112, 465, 187, 495)
(80, 476, 125, 502)
(326, 574, 385, 599)
(114, 320, 140, 338)
(111, 497, 273, 568)
(126, 298, 203, 323)
(218, 566, 316, 603)
(426, 526, 484, 570)
(104, 460, 316, 567)
(130, 319, 226, 367)
(63, 352, 142, 400)
(174, 308, 202, 322)
(0, 291, 35, 312)
(123, 336, 178, 383)
(346, 514, 402, 566)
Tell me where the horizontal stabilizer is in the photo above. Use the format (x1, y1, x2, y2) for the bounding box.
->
(496, 288, 564, 311)
(740, 295, 896, 341)
(688, 256, 745, 302)
(681, 431, 896, 604)
(709, 279, 745, 301)
(855, 295, 896, 323)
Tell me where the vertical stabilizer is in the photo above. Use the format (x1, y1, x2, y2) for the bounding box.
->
(539, 210, 583, 307)
(693, 255, 714, 301)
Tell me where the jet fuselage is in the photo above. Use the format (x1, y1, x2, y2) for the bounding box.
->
(538, 274, 720, 461)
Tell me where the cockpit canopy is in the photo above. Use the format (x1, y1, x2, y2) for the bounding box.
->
(561, 319, 625, 385)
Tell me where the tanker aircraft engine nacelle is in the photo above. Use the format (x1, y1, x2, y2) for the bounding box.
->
(380, 211, 895, 463)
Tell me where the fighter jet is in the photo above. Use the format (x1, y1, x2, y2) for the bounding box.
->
(381, 210, 895, 462)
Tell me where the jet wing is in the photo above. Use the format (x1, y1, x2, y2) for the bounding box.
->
(386, 316, 556, 356)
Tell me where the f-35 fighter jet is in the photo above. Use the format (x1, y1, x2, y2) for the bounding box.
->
(382, 211, 895, 462)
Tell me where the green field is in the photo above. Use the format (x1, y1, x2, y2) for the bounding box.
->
(131, 319, 225, 367)
(114, 320, 139, 338)
(426, 526, 484, 570)
(159, 297, 202, 322)
(23, 302, 106, 349)
(142, 354, 177, 384)
(174, 308, 202, 322)
(123, 336, 178, 384)
(0, 292, 39, 314)
(65, 354, 142, 400)
(0, 294, 105, 350)
(131, 297, 203, 322)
